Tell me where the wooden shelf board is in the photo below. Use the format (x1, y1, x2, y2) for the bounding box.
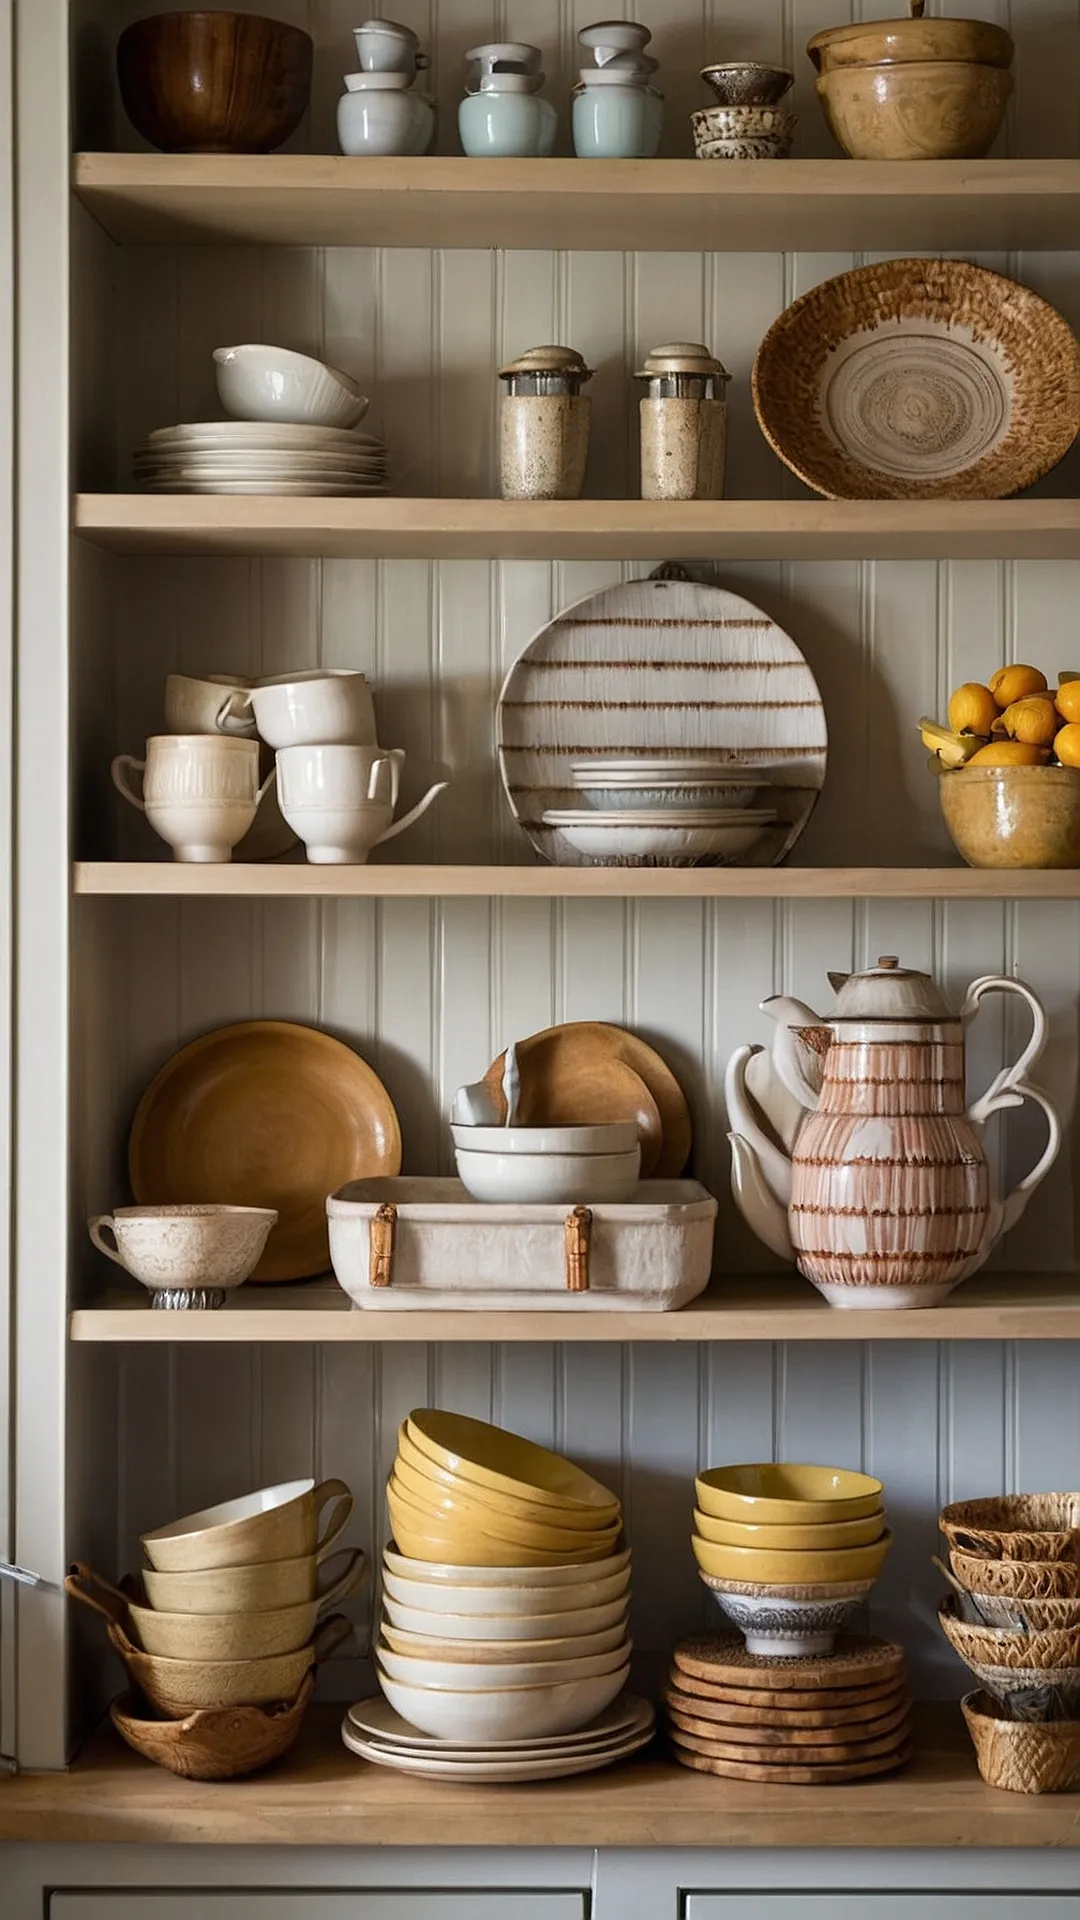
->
(2, 1705, 1078, 1848)
(73, 155, 1080, 254)
(73, 863, 1080, 901)
(68, 1272, 1080, 1343)
(73, 496, 1080, 561)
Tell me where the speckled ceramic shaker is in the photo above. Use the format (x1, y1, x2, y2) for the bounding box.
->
(498, 345, 594, 500)
(635, 341, 731, 501)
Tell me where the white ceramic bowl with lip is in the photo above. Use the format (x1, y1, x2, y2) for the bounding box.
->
(381, 1593, 629, 1641)
(377, 1663, 630, 1742)
(164, 673, 255, 738)
(276, 744, 447, 865)
(141, 1477, 354, 1572)
(450, 1123, 638, 1156)
(453, 1142, 641, 1206)
(542, 809, 777, 867)
(250, 669, 378, 749)
(213, 345, 370, 431)
(86, 1204, 277, 1299)
(377, 1640, 631, 1691)
(381, 1564, 631, 1617)
(383, 1544, 630, 1589)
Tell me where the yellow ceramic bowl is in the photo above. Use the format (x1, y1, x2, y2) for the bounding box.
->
(395, 1426, 619, 1534)
(388, 1469, 621, 1557)
(691, 1528, 892, 1586)
(695, 1463, 884, 1526)
(692, 1507, 886, 1551)
(386, 1483, 621, 1569)
(406, 1408, 618, 1515)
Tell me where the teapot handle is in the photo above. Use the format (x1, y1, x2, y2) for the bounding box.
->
(963, 975, 1061, 1235)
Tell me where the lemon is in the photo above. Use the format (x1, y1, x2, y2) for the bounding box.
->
(988, 664, 1048, 707)
(1055, 724, 1080, 768)
(999, 696, 1059, 746)
(966, 742, 1051, 768)
(1056, 680, 1080, 725)
(947, 683, 998, 737)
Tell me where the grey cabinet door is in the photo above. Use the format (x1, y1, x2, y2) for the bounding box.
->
(52, 1896, 586, 1920)
(686, 1900, 1080, 1919)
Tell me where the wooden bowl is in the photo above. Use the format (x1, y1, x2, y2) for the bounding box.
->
(941, 766, 1080, 870)
(110, 1674, 314, 1780)
(816, 60, 1011, 162)
(116, 12, 313, 154)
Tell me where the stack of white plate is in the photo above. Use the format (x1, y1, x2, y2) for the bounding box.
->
(134, 422, 389, 496)
(342, 1691, 655, 1782)
(542, 755, 779, 868)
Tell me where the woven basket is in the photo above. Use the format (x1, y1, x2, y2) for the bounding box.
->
(951, 1548, 1080, 1600)
(941, 1495, 1080, 1563)
(939, 1596, 1080, 1671)
(963, 1594, 1080, 1632)
(962, 1690, 1080, 1793)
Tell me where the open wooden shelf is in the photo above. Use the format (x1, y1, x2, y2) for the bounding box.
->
(69, 1272, 1080, 1343)
(73, 863, 1080, 901)
(73, 155, 1080, 254)
(0, 1704, 1075, 1848)
(73, 495, 1080, 561)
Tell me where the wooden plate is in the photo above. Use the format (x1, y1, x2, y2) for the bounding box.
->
(670, 1739, 913, 1785)
(496, 575, 826, 869)
(672, 1633, 906, 1693)
(663, 1679, 909, 1728)
(484, 1021, 692, 1178)
(665, 1665, 904, 1713)
(666, 1696, 912, 1750)
(753, 258, 1080, 502)
(129, 1021, 402, 1282)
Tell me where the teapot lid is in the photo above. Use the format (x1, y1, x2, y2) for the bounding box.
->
(829, 955, 953, 1020)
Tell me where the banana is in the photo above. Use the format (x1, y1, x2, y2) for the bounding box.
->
(917, 718, 983, 770)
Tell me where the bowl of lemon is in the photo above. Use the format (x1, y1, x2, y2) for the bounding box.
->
(920, 665, 1080, 869)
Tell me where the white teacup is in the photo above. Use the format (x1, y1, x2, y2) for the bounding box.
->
(164, 673, 255, 738)
(111, 735, 276, 863)
(87, 1204, 278, 1311)
(353, 17, 428, 74)
(250, 670, 378, 749)
(276, 744, 447, 864)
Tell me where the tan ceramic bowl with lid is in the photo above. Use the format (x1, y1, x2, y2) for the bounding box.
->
(816, 59, 1011, 162)
(941, 765, 1080, 870)
(807, 4, 1014, 72)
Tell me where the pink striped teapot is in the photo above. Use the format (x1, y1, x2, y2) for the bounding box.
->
(725, 956, 1060, 1310)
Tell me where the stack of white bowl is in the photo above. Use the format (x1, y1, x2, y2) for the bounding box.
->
(346, 1410, 652, 1776)
(543, 755, 779, 867)
(134, 344, 387, 496)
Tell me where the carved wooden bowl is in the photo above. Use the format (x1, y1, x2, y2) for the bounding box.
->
(117, 11, 313, 154)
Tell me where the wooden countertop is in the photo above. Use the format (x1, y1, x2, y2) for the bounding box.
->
(2, 1705, 1080, 1849)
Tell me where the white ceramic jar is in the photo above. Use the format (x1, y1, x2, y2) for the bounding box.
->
(573, 69, 663, 157)
(459, 45, 556, 157)
(498, 345, 594, 501)
(634, 340, 731, 501)
(337, 73, 435, 156)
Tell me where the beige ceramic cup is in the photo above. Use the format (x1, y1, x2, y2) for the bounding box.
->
(111, 735, 276, 863)
(164, 673, 255, 737)
(140, 1476, 355, 1572)
(87, 1203, 277, 1303)
(141, 1544, 366, 1616)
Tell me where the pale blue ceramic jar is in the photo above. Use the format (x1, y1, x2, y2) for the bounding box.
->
(459, 81, 557, 157)
(572, 72, 662, 158)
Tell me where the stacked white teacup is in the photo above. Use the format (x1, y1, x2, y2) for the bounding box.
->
(337, 17, 436, 157)
(112, 668, 447, 865)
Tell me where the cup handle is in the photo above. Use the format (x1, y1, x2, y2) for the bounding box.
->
(87, 1216, 128, 1269)
(315, 1546, 367, 1612)
(375, 780, 449, 846)
(311, 1613, 354, 1664)
(111, 755, 146, 812)
(313, 1478, 354, 1562)
(216, 690, 255, 736)
(256, 763, 278, 807)
(64, 1561, 131, 1633)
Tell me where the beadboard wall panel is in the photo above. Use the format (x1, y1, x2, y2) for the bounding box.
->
(60, 0, 1080, 1731)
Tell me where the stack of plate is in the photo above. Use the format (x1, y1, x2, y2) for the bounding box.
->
(665, 1632, 913, 1785)
(342, 1691, 655, 1782)
(542, 756, 778, 868)
(134, 422, 389, 496)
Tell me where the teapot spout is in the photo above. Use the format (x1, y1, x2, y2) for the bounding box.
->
(728, 1133, 795, 1263)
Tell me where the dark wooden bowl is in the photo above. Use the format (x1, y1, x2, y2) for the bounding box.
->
(116, 11, 313, 154)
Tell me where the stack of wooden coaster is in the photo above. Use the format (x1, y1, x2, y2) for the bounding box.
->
(665, 1632, 914, 1784)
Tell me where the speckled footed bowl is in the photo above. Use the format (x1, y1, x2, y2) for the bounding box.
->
(701, 1580, 869, 1656)
(940, 765, 1080, 870)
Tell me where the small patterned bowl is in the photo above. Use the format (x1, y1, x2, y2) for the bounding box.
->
(700, 63, 794, 107)
(692, 107, 797, 160)
(701, 1575, 871, 1657)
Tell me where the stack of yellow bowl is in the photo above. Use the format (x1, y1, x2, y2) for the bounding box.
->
(375, 1409, 633, 1743)
(691, 1462, 891, 1658)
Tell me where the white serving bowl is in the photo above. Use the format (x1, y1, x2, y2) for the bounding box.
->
(449, 1122, 638, 1156)
(575, 782, 764, 812)
(383, 1544, 630, 1589)
(377, 1663, 630, 1741)
(454, 1144, 640, 1205)
(213, 345, 370, 430)
(542, 810, 777, 868)
(381, 1588, 629, 1636)
(380, 1618, 629, 1662)
(377, 1640, 630, 1690)
(381, 1564, 631, 1616)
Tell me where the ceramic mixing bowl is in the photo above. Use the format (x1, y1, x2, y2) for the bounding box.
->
(387, 1481, 622, 1565)
(816, 60, 1011, 161)
(691, 1528, 892, 1585)
(381, 1593, 629, 1642)
(214, 345, 369, 430)
(693, 1507, 886, 1551)
(454, 1142, 641, 1205)
(404, 1409, 620, 1514)
(388, 1470, 622, 1557)
(380, 1618, 628, 1663)
(695, 1463, 884, 1525)
(376, 1662, 629, 1742)
(377, 1639, 630, 1690)
(395, 1422, 621, 1532)
(381, 1562, 630, 1616)
(941, 765, 1080, 870)
(383, 1543, 630, 1587)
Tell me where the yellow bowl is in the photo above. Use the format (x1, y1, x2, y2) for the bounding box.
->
(691, 1528, 892, 1586)
(695, 1463, 883, 1526)
(940, 765, 1080, 871)
(692, 1507, 886, 1551)
(386, 1483, 621, 1568)
(388, 1469, 621, 1556)
(395, 1426, 619, 1534)
(406, 1408, 618, 1515)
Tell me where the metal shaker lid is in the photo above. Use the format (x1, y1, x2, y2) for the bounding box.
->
(498, 345, 596, 383)
(634, 341, 731, 382)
